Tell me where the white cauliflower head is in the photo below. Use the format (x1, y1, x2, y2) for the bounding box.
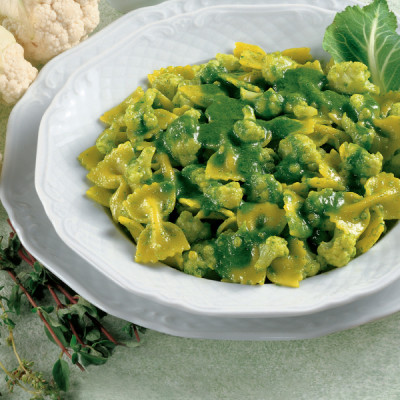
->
(1, 0, 100, 64)
(0, 25, 37, 104)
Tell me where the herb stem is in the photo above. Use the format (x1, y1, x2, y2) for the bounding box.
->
(18, 250, 34, 267)
(47, 284, 86, 347)
(47, 285, 63, 309)
(0, 359, 37, 395)
(132, 324, 141, 343)
(0, 300, 45, 396)
(7, 219, 124, 347)
(6, 270, 86, 372)
(0, 300, 28, 375)
(56, 284, 122, 346)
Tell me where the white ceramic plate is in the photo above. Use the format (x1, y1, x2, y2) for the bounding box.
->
(35, 0, 400, 318)
(3, 0, 400, 340)
(5, 66, 400, 343)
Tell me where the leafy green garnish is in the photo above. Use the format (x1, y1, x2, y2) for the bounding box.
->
(52, 359, 70, 392)
(0, 222, 145, 398)
(323, 0, 400, 93)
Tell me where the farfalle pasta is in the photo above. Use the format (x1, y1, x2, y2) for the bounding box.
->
(79, 43, 400, 287)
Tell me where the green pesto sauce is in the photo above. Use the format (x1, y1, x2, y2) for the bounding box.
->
(205, 96, 245, 122)
(199, 64, 227, 84)
(198, 121, 231, 150)
(164, 114, 200, 150)
(303, 189, 346, 228)
(214, 229, 267, 275)
(347, 93, 380, 123)
(175, 171, 198, 199)
(274, 159, 310, 184)
(198, 94, 246, 150)
(236, 143, 267, 177)
(275, 67, 350, 113)
(259, 116, 305, 140)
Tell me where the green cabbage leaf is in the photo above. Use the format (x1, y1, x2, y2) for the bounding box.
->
(323, 0, 400, 93)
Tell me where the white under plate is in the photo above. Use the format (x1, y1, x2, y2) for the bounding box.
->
(2, 0, 400, 339)
(36, 0, 400, 318)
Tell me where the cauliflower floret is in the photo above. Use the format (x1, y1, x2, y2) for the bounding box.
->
(256, 89, 284, 119)
(292, 102, 318, 119)
(215, 53, 241, 72)
(232, 105, 267, 143)
(240, 88, 284, 120)
(349, 93, 380, 121)
(2, 0, 100, 63)
(349, 94, 365, 110)
(260, 147, 277, 169)
(0, 26, 37, 104)
(182, 242, 216, 278)
(275, 133, 321, 183)
(182, 165, 244, 210)
(384, 152, 400, 177)
(197, 59, 227, 84)
(317, 229, 357, 267)
(164, 113, 201, 166)
(254, 236, 289, 272)
(233, 120, 265, 143)
(211, 181, 243, 210)
(327, 61, 379, 95)
(303, 188, 345, 230)
(151, 72, 184, 100)
(124, 89, 158, 138)
(279, 133, 321, 166)
(341, 113, 376, 150)
(246, 173, 283, 205)
(125, 146, 156, 191)
(283, 189, 313, 239)
(262, 52, 298, 84)
(339, 142, 382, 180)
(175, 211, 211, 243)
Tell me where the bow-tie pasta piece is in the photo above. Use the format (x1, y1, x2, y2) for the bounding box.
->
(78, 145, 104, 170)
(124, 182, 189, 263)
(237, 202, 286, 236)
(205, 144, 245, 182)
(363, 172, 400, 219)
(356, 206, 385, 255)
(267, 237, 321, 287)
(87, 142, 135, 189)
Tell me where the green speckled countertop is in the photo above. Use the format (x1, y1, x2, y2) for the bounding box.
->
(1, 1, 400, 399)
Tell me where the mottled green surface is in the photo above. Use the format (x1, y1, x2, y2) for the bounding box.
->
(1, 1, 400, 399)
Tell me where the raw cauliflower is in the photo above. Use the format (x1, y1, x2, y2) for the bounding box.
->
(1, 0, 100, 64)
(0, 26, 37, 104)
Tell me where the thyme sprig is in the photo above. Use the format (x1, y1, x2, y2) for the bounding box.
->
(0, 220, 145, 398)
